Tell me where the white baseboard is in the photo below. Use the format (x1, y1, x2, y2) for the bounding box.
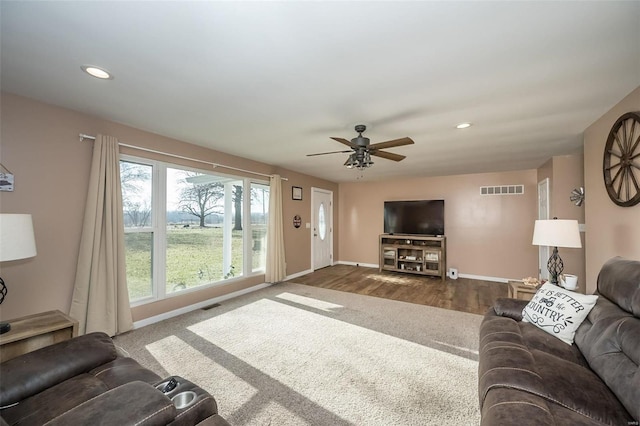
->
(335, 262, 509, 283)
(285, 269, 313, 280)
(337, 260, 379, 268)
(133, 282, 272, 329)
(458, 273, 508, 283)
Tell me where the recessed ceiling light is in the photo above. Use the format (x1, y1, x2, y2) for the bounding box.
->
(456, 122, 472, 129)
(81, 65, 113, 80)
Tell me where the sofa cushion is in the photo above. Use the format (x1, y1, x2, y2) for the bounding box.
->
(481, 387, 554, 426)
(1, 374, 109, 426)
(596, 256, 640, 316)
(522, 282, 598, 345)
(0, 332, 117, 406)
(44, 381, 176, 426)
(480, 315, 556, 405)
(89, 357, 162, 389)
(531, 349, 633, 425)
(480, 386, 618, 426)
(574, 257, 640, 422)
(481, 307, 588, 367)
(493, 297, 527, 321)
(479, 311, 635, 425)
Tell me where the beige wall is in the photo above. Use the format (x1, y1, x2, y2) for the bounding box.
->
(2, 84, 638, 323)
(339, 170, 539, 280)
(584, 86, 640, 294)
(0, 93, 338, 322)
(277, 168, 339, 276)
(537, 153, 587, 292)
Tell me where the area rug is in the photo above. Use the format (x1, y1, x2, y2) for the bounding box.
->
(115, 282, 482, 425)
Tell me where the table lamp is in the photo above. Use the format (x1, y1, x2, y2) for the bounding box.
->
(0, 214, 37, 334)
(532, 218, 581, 285)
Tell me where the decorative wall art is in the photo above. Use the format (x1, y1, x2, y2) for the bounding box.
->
(292, 186, 302, 201)
(0, 163, 14, 192)
(570, 187, 585, 206)
(603, 111, 640, 207)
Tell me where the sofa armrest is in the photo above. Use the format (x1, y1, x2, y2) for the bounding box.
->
(493, 298, 529, 321)
(0, 332, 118, 406)
(44, 381, 176, 426)
(156, 376, 218, 425)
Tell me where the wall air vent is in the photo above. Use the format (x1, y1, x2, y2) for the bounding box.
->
(480, 185, 524, 195)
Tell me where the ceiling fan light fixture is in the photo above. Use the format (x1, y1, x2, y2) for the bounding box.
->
(344, 153, 357, 169)
(456, 122, 472, 129)
(363, 152, 374, 167)
(311, 124, 413, 171)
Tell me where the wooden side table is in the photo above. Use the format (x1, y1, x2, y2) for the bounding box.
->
(0, 310, 78, 363)
(507, 280, 539, 301)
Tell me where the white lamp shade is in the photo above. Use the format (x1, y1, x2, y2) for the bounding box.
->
(532, 219, 582, 248)
(0, 214, 37, 261)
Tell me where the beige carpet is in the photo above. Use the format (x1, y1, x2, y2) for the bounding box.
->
(115, 282, 482, 425)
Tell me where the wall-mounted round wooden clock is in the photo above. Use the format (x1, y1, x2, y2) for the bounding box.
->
(603, 111, 640, 207)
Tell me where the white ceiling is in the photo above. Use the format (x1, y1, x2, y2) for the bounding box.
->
(2, 1, 639, 182)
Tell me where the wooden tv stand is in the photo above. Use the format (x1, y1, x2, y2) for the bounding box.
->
(379, 234, 446, 281)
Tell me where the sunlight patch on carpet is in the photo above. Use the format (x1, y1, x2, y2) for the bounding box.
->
(275, 292, 344, 311)
(145, 335, 258, 415)
(187, 298, 479, 425)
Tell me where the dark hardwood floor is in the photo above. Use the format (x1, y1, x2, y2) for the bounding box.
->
(286, 264, 508, 315)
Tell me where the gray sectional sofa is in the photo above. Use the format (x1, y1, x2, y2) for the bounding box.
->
(478, 257, 639, 425)
(0, 332, 230, 425)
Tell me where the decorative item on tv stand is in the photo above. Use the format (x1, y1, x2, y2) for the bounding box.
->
(531, 217, 581, 286)
(0, 214, 38, 334)
(379, 234, 447, 281)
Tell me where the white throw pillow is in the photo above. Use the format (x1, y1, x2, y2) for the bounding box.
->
(521, 282, 598, 345)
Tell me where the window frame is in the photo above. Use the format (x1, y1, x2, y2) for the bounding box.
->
(121, 154, 269, 307)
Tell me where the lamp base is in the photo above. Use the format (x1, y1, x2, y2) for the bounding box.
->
(547, 246, 564, 285)
(0, 276, 9, 334)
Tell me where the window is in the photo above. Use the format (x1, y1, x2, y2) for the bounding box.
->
(250, 182, 269, 272)
(120, 156, 268, 305)
(318, 202, 327, 240)
(121, 161, 153, 300)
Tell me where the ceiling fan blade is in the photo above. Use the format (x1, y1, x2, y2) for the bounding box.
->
(370, 150, 406, 162)
(330, 137, 358, 148)
(368, 137, 414, 150)
(306, 150, 352, 157)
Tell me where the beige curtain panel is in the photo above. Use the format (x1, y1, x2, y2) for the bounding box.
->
(265, 174, 286, 283)
(70, 134, 133, 336)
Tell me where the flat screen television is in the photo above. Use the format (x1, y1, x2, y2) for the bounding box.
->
(384, 200, 444, 236)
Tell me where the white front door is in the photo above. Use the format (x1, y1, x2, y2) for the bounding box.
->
(537, 178, 550, 280)
(312, 188, 333, 270)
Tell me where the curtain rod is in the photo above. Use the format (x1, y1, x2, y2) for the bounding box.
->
(79, 134, 287, 181)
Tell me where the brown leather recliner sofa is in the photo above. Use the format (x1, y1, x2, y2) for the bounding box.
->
(478, 257, 639, 425)
(0, 332, 230, 425)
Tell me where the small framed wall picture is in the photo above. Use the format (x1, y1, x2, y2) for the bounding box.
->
(0, 163, 14, 192)
(292, 186, 303, 201)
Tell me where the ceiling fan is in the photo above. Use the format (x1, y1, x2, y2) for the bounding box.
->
(307, 124, 414, 170)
